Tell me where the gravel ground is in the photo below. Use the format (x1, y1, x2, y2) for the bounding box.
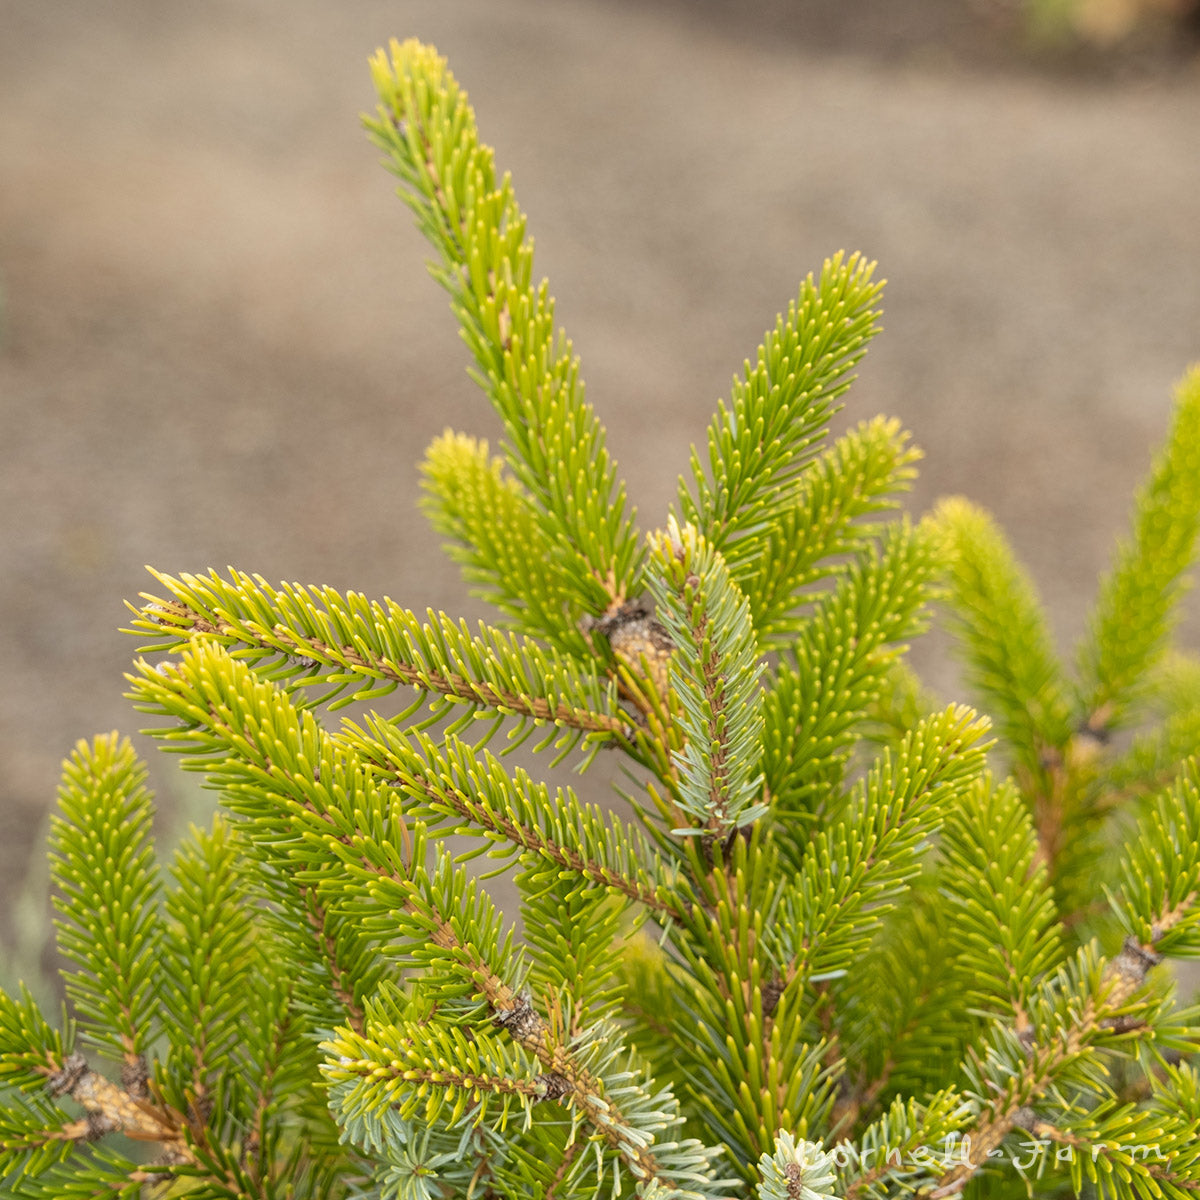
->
(2, 0, 1199, 964)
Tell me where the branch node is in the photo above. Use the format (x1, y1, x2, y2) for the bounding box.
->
(537, 1072, 571, 1101)
(493, 992, 542, 1041)
(1114, 937, 1163, 986)
(45, 1052, 88, 1098)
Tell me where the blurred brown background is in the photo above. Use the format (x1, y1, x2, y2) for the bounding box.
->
(2, 0, 1199, 966)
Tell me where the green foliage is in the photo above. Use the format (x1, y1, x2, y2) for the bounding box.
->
(939, 774, 1064, 1019)
(933, 366, 1200, 929)
(365, 39, 639, 620)
(1078, 369, 1200, 725)
(646, 518, 767, 838)
(740, 417, 921, 649)
(676, 253, 883, 580)
(761, 519, 940, 828)
(924, 366, 1200, 1197)
(1111, 758, 1200, 958)
(49, 735, 161, 1062)
(3, 35, 1199, 1200)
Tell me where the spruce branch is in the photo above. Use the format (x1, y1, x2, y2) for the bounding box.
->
(6, 745, 354, 1198)
(763, 709, 987, 1155)
(131, 567, 623, 755)
(939, 773, 1064, 1024)
(328, 1083, 479, 1200)
(518, 872, 633, 1029)
(1137, 1062, 1200, 1190)
(0, 988, 66, 1095)
(14, 32, 1197, 1200)
(931, 496, 1108, 912)
(0, 1044, 252, 1197)
(931, 496, 1075, 776)
(324, 1007, 544, 1130)
(917, 939, 1178, 1200)
(238, 972, 337, 1188)
(296, 890, 371, 1036)
(1112, 705, 1200, 799)
(493, 1131, 591, 1200)
(48, 734, 162, 1065)
(127, 644, 417, 1027)
(670, 829, 836, 1178)
(743, 416, 921, 648)
(365, 39, 640, 617)
(1013, 1092, 1200, 1200)
(1110, 756, 1200, 958)
(421, 430, 593, 655)
(678, 251, 883, 566)
(5, 1144, 173, 1200)
(1108, 653, 1200, 797)
(128, 644, 505, 1011)
(647, 518, 767, 840)
(1144, 649, 1200, 718)
(1078, 365, 1200, 731)
(158, 816, 255, 1122)
(343, 718, 690, 923)
(762, 519, 941, 832)
(774, 705, 990, 989)
(682, 976, 832, 1183)
(617, 936, 687, 1089)
(836, 1089, 971, 1200)
(217, 814, 380, 1042)
(129, 645, 729, 1194)
(0, 990, 74, 1182)
(0, 1100, 75, 1186)
(835, 886, 966, 1128)
(324, 994, 731, 1197)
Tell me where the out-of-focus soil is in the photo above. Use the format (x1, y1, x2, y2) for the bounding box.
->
(2, 0, 1199, 963)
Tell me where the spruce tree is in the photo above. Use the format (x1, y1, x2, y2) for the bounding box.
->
(2, 38, 1199, 1200)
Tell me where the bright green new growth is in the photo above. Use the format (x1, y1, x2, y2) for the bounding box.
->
(1078, 370, 1200, 724)
(3, 35, 1200, 1200)
(932, 366, 1200, 926)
